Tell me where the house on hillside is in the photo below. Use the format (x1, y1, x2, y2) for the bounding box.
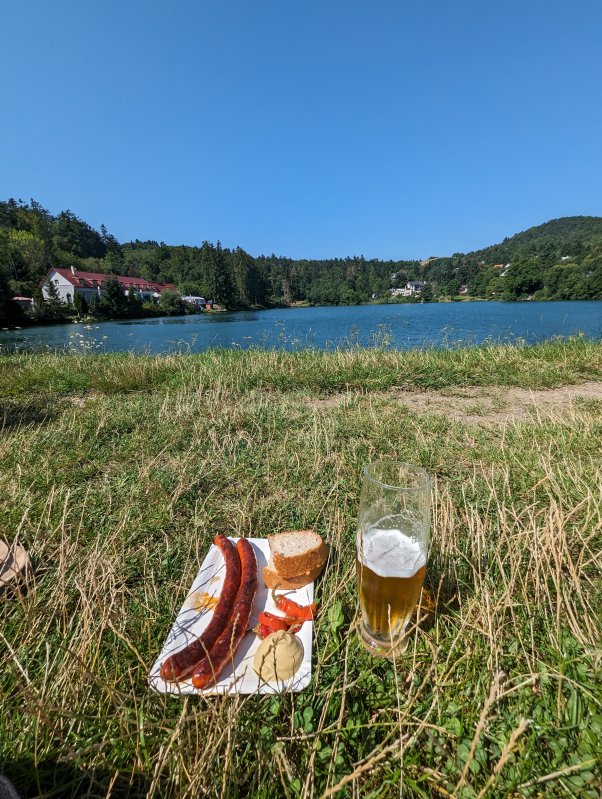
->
(181, 295, 206, 309)
(390, 281, 428, 297)
(40, 266, 176, 305)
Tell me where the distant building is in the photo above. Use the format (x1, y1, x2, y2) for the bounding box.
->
(12, 296, 34, 309)
(560, 256, 571, 261)
(181, 295, 206, 308)
(459, 285, 469, 295)
(40, 267, 177, 305)
(390, 281, 428, 297)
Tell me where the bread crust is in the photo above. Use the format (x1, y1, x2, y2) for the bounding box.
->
(268, 531, 328, 579)
(263, 560, 325, 590)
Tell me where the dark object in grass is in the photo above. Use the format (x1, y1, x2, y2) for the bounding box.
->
(0, 775, 23, 799)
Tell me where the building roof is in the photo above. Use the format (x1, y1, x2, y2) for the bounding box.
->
(47, 268, 176, 293)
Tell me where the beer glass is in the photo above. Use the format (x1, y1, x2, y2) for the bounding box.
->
(356, 461, 431, 658)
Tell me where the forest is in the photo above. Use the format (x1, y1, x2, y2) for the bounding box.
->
(1, 197, 601, 324)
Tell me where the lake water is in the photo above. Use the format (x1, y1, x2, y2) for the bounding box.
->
(1, 301, 601, 355)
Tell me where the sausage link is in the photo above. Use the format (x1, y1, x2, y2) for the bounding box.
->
(160, 535, 241, 681)
(191, 538, 258, 689)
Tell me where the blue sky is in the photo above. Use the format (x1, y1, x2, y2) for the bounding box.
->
(1, 0, 601, 259)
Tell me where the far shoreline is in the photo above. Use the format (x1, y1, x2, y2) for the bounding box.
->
(3, 295, 602, 333)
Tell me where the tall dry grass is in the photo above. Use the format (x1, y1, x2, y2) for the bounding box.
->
(0, 343, 600, 798)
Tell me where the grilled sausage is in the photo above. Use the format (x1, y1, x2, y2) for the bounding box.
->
(160, 534, 241, 681)
(191, 537, 258, 689)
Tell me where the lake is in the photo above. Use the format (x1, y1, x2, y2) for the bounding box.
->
(1, 301, 601, 355)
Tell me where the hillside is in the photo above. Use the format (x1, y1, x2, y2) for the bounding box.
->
(469, 216, 602, 265)
(418, 216, 602, 302)
(1, 199, 601, 324)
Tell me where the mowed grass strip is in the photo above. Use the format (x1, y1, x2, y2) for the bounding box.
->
(0, 341, 600, 799)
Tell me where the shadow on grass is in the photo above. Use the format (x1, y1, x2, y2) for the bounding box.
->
(0, 398, 60, 431)
(1, 758, 155, 799)
(418, 559, 464, 632)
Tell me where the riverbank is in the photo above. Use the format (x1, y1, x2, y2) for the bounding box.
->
(1, 341, 600, 798)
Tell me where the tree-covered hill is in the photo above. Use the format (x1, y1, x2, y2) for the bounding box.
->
(1, 198, 601, 324)
(468, 216, 602, 264)
(442, 216, 602, 302)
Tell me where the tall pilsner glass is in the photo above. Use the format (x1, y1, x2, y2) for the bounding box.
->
(356, 461, 431, 658)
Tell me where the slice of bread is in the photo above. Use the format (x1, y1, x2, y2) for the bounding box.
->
(263, 559, 325, 590)
(267, 530, 328, 580)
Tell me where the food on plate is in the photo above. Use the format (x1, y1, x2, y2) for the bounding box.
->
(254, 610, 303, 639)
(258, 611, 292, 633)
(263, 530, 328, 589)
(253, 631, 304, 682)
(192, 537, 258, 689)
(272, 589, 317, 621)
(186, 592, 220, 612)
(263, 560, 325, 590)
(160, 534, 241, 681)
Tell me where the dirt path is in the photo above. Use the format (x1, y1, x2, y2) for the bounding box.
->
(307, 381, 602, 424)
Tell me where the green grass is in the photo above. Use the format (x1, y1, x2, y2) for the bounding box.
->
(1, 336, 601, 398)
(0, 340, 600, 798)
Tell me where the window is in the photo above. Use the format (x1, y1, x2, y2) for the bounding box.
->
(66, 293, 72, 304)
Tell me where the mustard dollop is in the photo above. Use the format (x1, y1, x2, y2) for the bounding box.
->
(253, 631, 304, 682)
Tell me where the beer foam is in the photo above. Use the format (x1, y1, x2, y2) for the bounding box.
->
(359, 527, 426, 578)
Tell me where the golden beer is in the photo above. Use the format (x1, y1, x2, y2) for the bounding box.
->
(356, 462, 431, 658)
(356, 557, 426, 641)
(356, 524, 428, 655)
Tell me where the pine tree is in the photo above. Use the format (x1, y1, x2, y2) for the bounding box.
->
(99, 276, 128, 318)
(44, 279, 66, 320)
(0, 265, 19, 325)
(88, 293, 101, 317)
(198, 242, 234, 307)
(73, 291, 88, 317)
(230, 247, 254, 307)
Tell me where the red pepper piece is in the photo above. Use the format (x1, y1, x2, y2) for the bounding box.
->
(258, 611, 290, 632)
(252, 623, 274, 639)
(271, 589, 317, 621)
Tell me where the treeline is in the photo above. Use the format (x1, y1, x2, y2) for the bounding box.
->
(1, 199, 601, 325)
(0, 199, 269, 324)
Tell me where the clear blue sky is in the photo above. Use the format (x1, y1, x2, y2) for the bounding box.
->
(1, 0, 601, 260)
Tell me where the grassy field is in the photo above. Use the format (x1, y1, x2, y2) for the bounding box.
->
(0, 339, 601, 799)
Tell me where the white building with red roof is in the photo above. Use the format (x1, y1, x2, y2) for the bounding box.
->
(41, 266, 177, 305)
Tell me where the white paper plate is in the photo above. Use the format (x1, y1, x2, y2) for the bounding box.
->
(149, 537, 313, 695)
